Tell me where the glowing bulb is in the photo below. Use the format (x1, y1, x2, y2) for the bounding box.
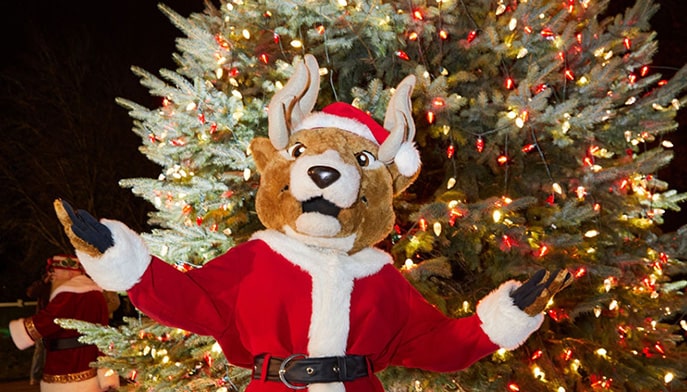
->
(433, 222, 442, 236)
(242, 29, 250, 39)
(595, 348, 607, 357)
(665, 372, 674, 383)
(584, 230, 599, 238)
(290, 39, 303, 48)
(493, 209, 503, 223)
(447, 177, 456, 189)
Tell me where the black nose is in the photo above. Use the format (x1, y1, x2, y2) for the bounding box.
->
(308, 166, 341, 189)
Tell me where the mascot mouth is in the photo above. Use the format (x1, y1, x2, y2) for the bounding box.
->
(302, 197, 341, 218)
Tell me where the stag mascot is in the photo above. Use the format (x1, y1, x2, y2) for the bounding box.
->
(54, 55, 571, 392)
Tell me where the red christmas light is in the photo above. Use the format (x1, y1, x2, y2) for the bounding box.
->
(524, 26, 533, 34)
(316, 25, 326, 35)
(439, 30, 448, 40)
(198, 113, 206, 124)
(426, 111, 435, 124)
(273, 33, 280, 44)
(396, 50, 410, 60)
(210, 223, 218, 232)
(521, 143, 535, 153)
(576, 33, 583, 44)
(446, 144, 455, 158)
(628, 73, 637, 84)
(467, 30, 477, 43)
(408, 32, 418, 41)
(182, 205, 193, 215)
(654, 342, 666, 355)
(476, 137, 484, 153)
(412, 9, 423, 20)
(565, 69, 575, 81)
(196, 216, 203, 226)
(500, 235, 514, 251)
(541, 28, 554, 39)
(507, 382, 520, 391)
(497, 154, 509, 165)
(419, 217, 428, 231)
(574, 267, 587, 278)
(562, 349, 573, 361)
(534, 83, 548, 94)
(505, 77, 515, 89)
(624, 37, 631, 50)
(210, 122, 218, 134)
(214, 34, 230, 49)
(259, 53, 269, 64)
(558, 51, 565, 61)
(432, 97, 445, 108)
(531, 349, 543, 360)
(640, 65, 649, 77)
(546, 194, 555, 205)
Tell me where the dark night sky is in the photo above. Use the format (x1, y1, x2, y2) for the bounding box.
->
(0, 1, 686, 300)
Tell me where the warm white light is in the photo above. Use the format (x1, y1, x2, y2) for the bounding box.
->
(585, 230, 599, 238)
(433, 222, 442, 236)
(665, 372, 675, 383)
(493, 210, 502, 223)
(447, 177, 456, 189)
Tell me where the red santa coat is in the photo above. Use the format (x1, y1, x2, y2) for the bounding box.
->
(80, 221, 542, 392)
(127, 230, 507, 392)
(9, 275, 116, 392)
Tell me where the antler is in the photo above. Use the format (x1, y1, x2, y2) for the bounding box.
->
(267, 54, 321, 149)
(378, 75, 416, 164)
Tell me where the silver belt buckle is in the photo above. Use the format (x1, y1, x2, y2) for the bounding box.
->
(279, 353, 308, 389)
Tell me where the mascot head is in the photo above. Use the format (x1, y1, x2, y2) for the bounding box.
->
(250, 55, 421, 254)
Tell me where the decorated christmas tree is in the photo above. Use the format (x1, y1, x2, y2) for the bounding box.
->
(62, 0, 687, 390)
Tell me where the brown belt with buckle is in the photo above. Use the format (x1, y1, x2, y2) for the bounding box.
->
(253, 354, 370, 389)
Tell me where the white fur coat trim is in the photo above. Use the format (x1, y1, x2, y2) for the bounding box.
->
(76, 219, 151, 292)
(252, 230, 389, 392)
(50, 274, 102, 300)
(476, 280, 544, 350)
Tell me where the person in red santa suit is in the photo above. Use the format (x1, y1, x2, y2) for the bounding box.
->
(9, 255, 119, 392)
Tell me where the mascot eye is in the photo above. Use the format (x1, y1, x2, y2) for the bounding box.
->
(287, 143, 306, 158)
(355, 151, 376, 167)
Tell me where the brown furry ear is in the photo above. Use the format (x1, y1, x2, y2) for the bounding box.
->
(391, 165, 420, 196)
(250, 137, 277, 174)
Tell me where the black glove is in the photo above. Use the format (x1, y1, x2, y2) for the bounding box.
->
(511, 269, 572, 316)
(57, 200, 114, 254)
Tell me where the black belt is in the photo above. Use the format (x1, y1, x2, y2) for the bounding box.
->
(46, 336, 91, 351)
(253, 354, 370, 389)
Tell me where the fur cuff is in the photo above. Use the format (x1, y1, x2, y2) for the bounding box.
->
(476, 280, 544, 350)
(76, 219, 151, 292)
(9, 318, 35, 350)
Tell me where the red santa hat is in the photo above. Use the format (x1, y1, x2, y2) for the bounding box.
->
(294, 102, 421, 176)
(295, 102, 390, 145)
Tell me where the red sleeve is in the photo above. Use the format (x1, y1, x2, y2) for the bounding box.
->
(127, 244, 254, 338)
(390, 273, 499, 372)
(29, 293, 78, 339)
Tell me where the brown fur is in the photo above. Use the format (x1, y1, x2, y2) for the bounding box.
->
(251, 128, 419, 254)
